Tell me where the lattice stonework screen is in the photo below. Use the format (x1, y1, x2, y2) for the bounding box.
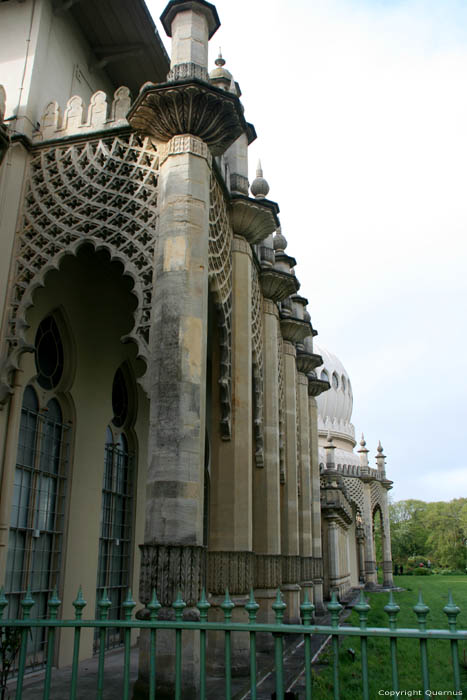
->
(343, 476, 365, 513)
(208, 175, 233, 439)
(251, 264, 264, 467)
(0, 132, 159, 400)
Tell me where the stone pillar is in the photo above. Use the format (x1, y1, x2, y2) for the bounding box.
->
(253, 298, 282, 627)
(380, 486, 394, 587)
(281, 340, 301, 621)
(207, 235, 253, 673)
(375, 442, 394, 587)
(361, 480, 377, 587)
(308, 392, 324, 612)
(296, 372, 313, 603)
(326, 517, 340, 594)
(358, 435, 377, 587)
(135, 132, 212, 699)
(356, 523, 366, 584)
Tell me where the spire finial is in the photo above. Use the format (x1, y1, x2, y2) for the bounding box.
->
(215, 49, 226, 67)
(250, 159, 270, 199)
(360, 433, 366, 447)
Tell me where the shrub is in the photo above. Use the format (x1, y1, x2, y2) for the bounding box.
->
(439, 569, 466, 576)
(413, 567, 432, 576)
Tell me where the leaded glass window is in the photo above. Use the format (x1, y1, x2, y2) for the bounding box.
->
(5, 386, 70, 670)
(34, 316, 64, 390)
(95, 367, 135, 653)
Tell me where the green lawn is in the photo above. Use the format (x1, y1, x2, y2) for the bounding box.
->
(311, 575, 467, 699)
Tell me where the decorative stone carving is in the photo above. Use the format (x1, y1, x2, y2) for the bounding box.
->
(139, 544, 206, 607)
(251, 264, 264, 467)
(207, 551, 255, 595)
(260, 267, 299, 303)
(34, 87, 133, 141)
(280, 315, 312, 343)
(159, 133, 212, 167)
(229, 194, 279, 244)
(307, 375, 330, 397)
(230, 173, 249, 196)
(167, 62, 209, 83)
(111, 86, 132, 122)
(281, 555, 301, 584)
(321, 487, 353, 528)
(209, 175, 233, 439)
(128, 81, 248, 157)
(300, 556, 315, 582)
(296, 351, 323, 375)
(343, 476, 365, 513)
(0, 133, 159, 404)
(277, 330, 286, 483)
(254, 554, 282, 589)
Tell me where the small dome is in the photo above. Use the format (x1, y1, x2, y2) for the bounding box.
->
(209, 52, 233, 89)
(273, 226, 287, 252)
(314, 342, 355, 444)
(251, 160, 270, 199)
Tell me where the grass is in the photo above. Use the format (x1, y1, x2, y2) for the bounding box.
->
(310, 575, 467, 699)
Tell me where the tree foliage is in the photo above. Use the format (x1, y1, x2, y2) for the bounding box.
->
(389, 498, 467, 570)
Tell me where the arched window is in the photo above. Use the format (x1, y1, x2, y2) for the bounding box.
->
(6, 384, 70, 669)
(321, 369, 329, 383)
(95, 366, 135, 652)
(332, 372, 339, 390)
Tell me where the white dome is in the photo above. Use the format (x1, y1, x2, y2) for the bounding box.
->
(314, 343, 355, 444)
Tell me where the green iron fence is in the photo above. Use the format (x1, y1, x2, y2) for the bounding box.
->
(0, 585, 465, 700)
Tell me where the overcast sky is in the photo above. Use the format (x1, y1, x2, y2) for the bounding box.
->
(147, 0, 467, 503)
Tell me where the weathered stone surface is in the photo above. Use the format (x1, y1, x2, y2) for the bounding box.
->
(128, 81, 247, 156)
(139, 543, 207, 606)
(229, 194, 279, 244)
(255, 554, 282, 589)
(207, 551, 255, 594)
(260, 267, 299, 303)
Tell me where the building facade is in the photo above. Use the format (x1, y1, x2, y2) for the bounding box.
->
(0, 0, 393, 694)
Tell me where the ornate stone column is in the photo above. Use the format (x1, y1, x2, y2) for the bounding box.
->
(254, 236, 297, 630)
(280, 339, 301, 620)
(356, 517, 366, 584)
(376, 442, 394, 587)
(129, 1, 247, 696)
(207, 234, 254, 673)
(358, 436, 378, 587)
(296, 371, 313, 602)
(307, 365, 330, 612)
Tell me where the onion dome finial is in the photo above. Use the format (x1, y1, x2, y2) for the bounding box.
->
(250, 159, 270, 199)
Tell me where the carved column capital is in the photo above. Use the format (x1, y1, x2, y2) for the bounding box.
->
(159, 134, 212, 166)
(232, 234, 252, 257)
(263, 298, 279, 318)
(282, 340, 296, 357)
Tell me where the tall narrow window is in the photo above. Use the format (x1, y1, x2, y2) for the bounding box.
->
(6, 387, 70, 669)
(95, 367, 135, 652)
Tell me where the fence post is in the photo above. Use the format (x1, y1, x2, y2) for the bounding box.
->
(443, 591, 461, 692)
(327, 591, 343, 700)
(413, 591, 430, 696)
(384, 590, 400, 691)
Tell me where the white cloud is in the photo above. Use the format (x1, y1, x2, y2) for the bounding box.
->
(147, 0, 467, 502)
